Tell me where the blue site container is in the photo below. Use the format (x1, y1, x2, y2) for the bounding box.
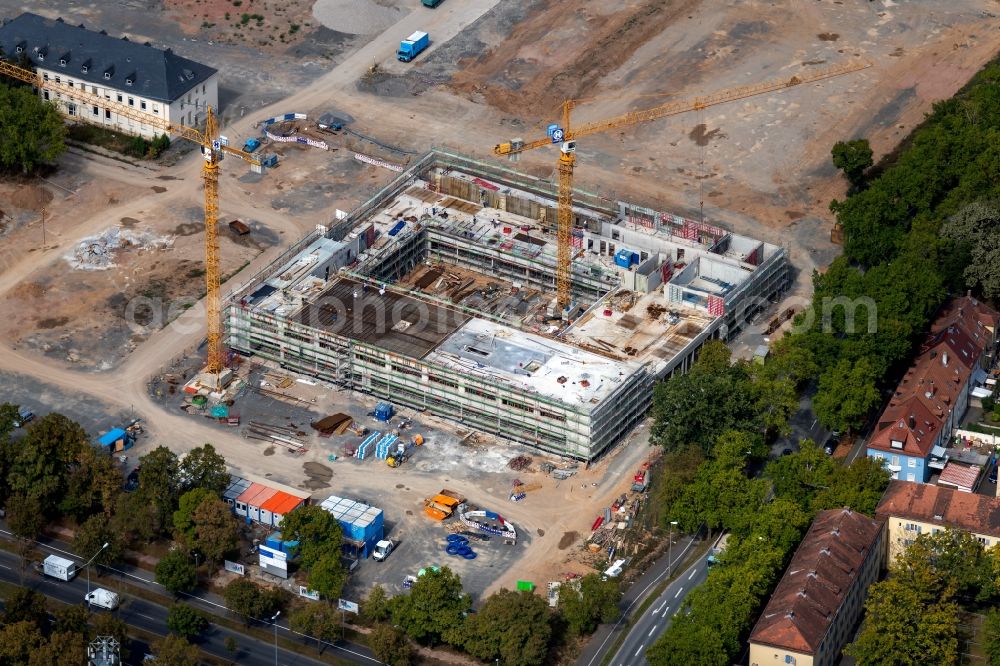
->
(387, 221, 406, 237)
(374, 402, 394, 421)
(265, 533, 301, 557)
(615, 249, 639, 268)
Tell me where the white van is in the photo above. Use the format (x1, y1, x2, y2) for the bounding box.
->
(85, 588, 120, 610)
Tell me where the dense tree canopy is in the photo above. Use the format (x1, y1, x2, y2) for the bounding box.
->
(831, 138, 873, 188)
(460, 589, 552, 666)
(941, 201, 1000, 299)
(389, 567, 470, 646)
(558, 573, 620, 636)
(0, 83, 66, 174)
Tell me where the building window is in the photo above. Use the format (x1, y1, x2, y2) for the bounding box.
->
(105, 109, 111, 119)
(54, 76, 60, 84)
(904, 523, 922, 534)
(202, 84, 206, 93)
(81, 65, 88, 73)
(59, 59, 66, 66)
(68, 81, 74, 88)
(908, 458, 917, 468)
(128, 97, 134, 107)
(906, 473, 915, 482)
(891, 455, 900, 467)
(42, 73, 48, 81)
(15, 46, 22, 53)
(37, 53, 44, 61)
(126, 79, 133, 87)
(117, 93, 122, 102)
(91, 85, 96, 94)
(979, 537, 989, 546)
(92, 105, 98, 116)
(104, 72, 111, 80)
(140, 101, 147, 110)
(42, 90, 49, 100)
(67, 103, 76, 116)
(152, 103, 159, 114)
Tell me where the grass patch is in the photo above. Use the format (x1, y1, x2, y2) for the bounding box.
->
(67, 124, 170, 160)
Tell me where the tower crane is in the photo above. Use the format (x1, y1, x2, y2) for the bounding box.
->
(494, 59, 871, 310)
(0, 59, 262, 387)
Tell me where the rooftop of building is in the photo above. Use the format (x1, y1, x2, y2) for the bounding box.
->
(0, 12, 216, 102)
(876, 479, 1000, 538)
(869, 296, 999, 457)
(749, 508, 883, 655)
(426, 317, 639, 405)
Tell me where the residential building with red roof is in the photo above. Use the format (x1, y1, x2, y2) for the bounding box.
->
(867, 296, 999, 484)
(749, 508, 885, 666)
(875, 479, 1000, 561)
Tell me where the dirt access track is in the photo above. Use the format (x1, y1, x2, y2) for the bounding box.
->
(0, 0, 998, 594)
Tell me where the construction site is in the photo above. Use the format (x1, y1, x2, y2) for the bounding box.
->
(225, 150, 787, 460)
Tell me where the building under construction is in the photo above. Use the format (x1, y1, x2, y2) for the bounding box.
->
(228, 150, 788, 460)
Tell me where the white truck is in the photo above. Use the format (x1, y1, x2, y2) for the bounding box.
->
(85, 588, 120, 610)
(372, 539, 395, 561)
(42, 555, 79, 581)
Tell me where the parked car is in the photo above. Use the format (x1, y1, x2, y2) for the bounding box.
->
(373, 539, 395, 561)
(823, 438, 837, 455)
(781, 448, 794, 457)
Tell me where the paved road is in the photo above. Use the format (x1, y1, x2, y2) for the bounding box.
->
(0, 532, 380, 666)
(609, 549, 710, 666)
(576, 534, 699, 666)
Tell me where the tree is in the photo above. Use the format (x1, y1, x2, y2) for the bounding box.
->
(812, 357, 880, 433)
(308, 552, 348, 600)
(135, 446, 181, 536)
(179, 443, 229, 494)
(3, 588, 49, 627)
(984, 608, 1000, 666)
(278, 505, 343, 568)
(172, 487, 213, 546)
(167, 603, 209, 639)
(222, 578, 287, 625)
(0, 83, 66, 174)
(289, 602, 339, 650)
(368, 623, 413, 666)
(112, 491, 162, 545)
(810, 455, 891, 516)
(941, 201, 1000, 299)
(389, 567, 470, 646)
(647, 620, 728, 666)
(60, 445, 123, 522)
(0, 621, 45, 664)
(73, 513, 126, 567)
(7, 492, 46, 539)
(558, 574, 620, 636)
(52, 604, 90, 635)
(362, 584, 391, 624)
(460, 589, 552, 666)
(845, 575, 958, 665)
(191, 495, 238, 570)
(151, 634, 201, 665)
(156, 547, 199, 595)
(831, 138, 873, 188)
(28, 631, 88, 666)
(7, 413, 88, 515)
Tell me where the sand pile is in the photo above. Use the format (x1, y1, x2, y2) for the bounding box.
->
(65, 226, 173, 270)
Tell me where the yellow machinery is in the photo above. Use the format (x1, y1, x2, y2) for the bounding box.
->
(494, 60, 871, 309)
(0, 60, 262, 385)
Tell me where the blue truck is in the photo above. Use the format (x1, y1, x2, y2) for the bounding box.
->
(397, 31, 429, 62)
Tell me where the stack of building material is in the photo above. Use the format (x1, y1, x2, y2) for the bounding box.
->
(375, 433, 399, 459)
(245, 421, 306, 452)
(357, 431, 380, 460)
(311, 413, 352, 437)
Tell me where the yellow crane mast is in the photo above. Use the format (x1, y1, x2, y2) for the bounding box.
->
(494, 59, 872, 310)
(0, 59, 262, 383)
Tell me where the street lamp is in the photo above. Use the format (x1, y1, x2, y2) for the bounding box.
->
(271, 610, 280, 666)
(667, 521, 678, 577)
(85, 542, 110, 601)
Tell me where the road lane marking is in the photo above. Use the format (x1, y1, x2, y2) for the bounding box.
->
(661, 606, 670, 617)
(0, 564, 10, 570)
(648, 626, 657, 637)
(674, 587, 683, 598)
(689, 569, 696, 580)
(653, 601, 667, 615)
(634, 644, 645, 657)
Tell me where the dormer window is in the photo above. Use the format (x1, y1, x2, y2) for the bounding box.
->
(125, 78, 133, 86)
(15, 46, 22, 54)
(104, 72, 111, 79)
(81, 65, 88, 73)
(37, 53, 44, 61)
(60, 59, 66, 66)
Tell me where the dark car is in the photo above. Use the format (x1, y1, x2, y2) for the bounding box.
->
(781, 448, 794, 456)
(124, 467, 141, 492)
(824, 438, 837, 455)
(990, 467, 998, 484)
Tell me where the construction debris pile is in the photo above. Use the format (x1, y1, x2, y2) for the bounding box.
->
(507, 455, 532, 471)
(66, 226, 173, 270)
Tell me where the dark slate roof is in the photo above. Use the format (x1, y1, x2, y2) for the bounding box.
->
(0, 12, 216, 103)
(749, 509, 883, 655)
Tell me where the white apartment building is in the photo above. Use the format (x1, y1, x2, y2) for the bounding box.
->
(0, 12, 218, 138)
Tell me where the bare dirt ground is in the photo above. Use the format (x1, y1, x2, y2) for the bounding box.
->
(0, 0, 998, 596)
